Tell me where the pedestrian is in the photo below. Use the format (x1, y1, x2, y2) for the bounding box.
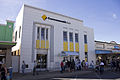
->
(81, 60, 83, 70)
(85, 61, 88, 70)
(33, 60, 37, 76)
(1, 64, 7, 80)
(63, 60, 66, 71)
(81, 60, 85, 70)
(21, 60, 26, 75)
(60, 60, 64, 73)
(100, 60, 104, 75)
(66, 60, 70, 72)
(90, 60, 94, 70)
(75, 58, 79, 70)
(78, 59, 81, 70)
(115, 59, 119, 72)
(110, 59, 114, 71)
(71, 59, 75, 72)
(119, 59, 120, 72)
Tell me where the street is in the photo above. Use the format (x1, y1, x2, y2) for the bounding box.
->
(13, 70, 120, 80)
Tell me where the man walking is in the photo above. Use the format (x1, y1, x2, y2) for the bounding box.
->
(33, 60, 38, 75)
(21, 60, 26, 75)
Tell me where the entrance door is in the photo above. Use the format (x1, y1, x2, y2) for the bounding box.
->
(36, 54, 47, 69)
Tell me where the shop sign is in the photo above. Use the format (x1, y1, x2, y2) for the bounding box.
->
(114, 45, 120, 49)
(112, 50, 120, 53)
(42, 15, 71, 24)
(95, 50, 111, 54)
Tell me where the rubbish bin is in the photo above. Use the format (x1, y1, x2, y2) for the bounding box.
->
(8, 67, 13, 80)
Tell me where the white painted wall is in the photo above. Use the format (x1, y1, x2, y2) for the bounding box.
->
(13, 4, 95, 72)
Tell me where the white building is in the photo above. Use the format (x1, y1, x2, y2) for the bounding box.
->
(12, 4, 95, 72)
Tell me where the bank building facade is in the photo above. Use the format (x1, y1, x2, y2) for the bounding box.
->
(12, 4, 95, 72)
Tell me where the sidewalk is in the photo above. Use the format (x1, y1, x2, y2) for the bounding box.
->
(13, 70, 92, 80)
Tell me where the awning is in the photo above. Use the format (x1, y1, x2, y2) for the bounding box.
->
(61, 51, 79, 56)
(112, 50, 120, 53)
(95, 50, 112, 54)
(0, 41, 16, 48)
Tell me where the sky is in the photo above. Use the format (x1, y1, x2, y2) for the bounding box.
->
(0, 0, 120, 43)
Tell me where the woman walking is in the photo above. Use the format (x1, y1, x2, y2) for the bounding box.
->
(1, 64, 7, 80)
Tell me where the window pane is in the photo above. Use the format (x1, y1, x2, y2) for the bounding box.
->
(84, 35, 87, 43)
(69, 32, 73, 42)
(19, 26, 21, 38)
(46, 29, 48, 40)
(63, 31, 67, 41)
(37, 27, 40, 39)
(41, 28, 45, 40)
(15, 31, 17, 41)
(75, 33, 78, 42)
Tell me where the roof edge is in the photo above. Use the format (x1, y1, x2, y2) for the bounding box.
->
(95, 40, 120, 45)
(24, 4, 83, 22)
(6, 20, 15, 23)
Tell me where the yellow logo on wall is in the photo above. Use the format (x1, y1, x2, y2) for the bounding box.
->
(41, 14, 71, 24)
(42, 15, 47, 21)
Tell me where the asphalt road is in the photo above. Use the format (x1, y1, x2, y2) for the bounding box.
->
(52, 71, 120, 80)
(13, 70, 120, 80)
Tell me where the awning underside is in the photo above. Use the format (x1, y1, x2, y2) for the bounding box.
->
(0, 41, 16, 48)
(95, 50, 112, 54)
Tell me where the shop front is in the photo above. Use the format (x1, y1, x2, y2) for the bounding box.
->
(0, 41, 16, 68)
(95, 50, 120, 66)
(36, 49, 48, 70)
(61, 51, 79, 61)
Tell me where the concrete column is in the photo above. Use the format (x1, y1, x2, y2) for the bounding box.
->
(45, 28, 46, 48)
(73, 31, 75, 52)
(67, 30, 69, 51)
(6, 48, 12, 68)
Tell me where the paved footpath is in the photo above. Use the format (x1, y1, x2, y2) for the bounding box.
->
(13, 70, 92, 80)
(13, 70, 120, 80)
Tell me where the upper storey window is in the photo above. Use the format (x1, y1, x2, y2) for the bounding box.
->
(37, 27, 40, 39)
(69, 32, 73, 42)
(75, 33, 78, 43)
(19, 26, 21, 38)
(15, 31, 17, 41)
(84, 35, 87, 44)
(63, 31, 67, 42)
(41, 28, 45, 40)
(46, 29, 48, 40)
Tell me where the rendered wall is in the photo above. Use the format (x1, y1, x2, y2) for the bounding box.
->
(0, 21, 14, 41)
(13, 4, 95, 71)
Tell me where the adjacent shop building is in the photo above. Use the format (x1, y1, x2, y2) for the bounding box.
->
(95, 41, 120, 66)
(0, 20, 16, 68)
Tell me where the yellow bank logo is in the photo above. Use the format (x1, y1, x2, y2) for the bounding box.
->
(42, 15, 47, 21)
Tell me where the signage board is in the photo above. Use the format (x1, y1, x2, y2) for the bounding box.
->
(42, 15, 71, 24)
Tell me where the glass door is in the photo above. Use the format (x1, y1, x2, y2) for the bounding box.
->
(36, 54, 47, 68)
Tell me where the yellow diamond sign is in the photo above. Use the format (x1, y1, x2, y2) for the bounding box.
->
(42, 15, 47, 21)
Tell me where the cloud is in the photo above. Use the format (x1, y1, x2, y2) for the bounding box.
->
(112, 13, 117, 19)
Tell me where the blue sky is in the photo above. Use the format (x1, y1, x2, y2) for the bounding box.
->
(0, 0, 120, 43)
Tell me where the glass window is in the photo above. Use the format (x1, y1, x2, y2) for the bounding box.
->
(85, 52, 88, 57)
(19, 26, 21, 38)
(69, 32, 73, 42)
(15, 31, 17, 41)
(63, 31, 67, 41)
(46, 29, 48, 40)
(41, 28, 45, 40)
(37, 27, 40, 39)
(75, 33, 78, 43)
(9, 25, 12, 28)
(84, 35, 87, 43)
